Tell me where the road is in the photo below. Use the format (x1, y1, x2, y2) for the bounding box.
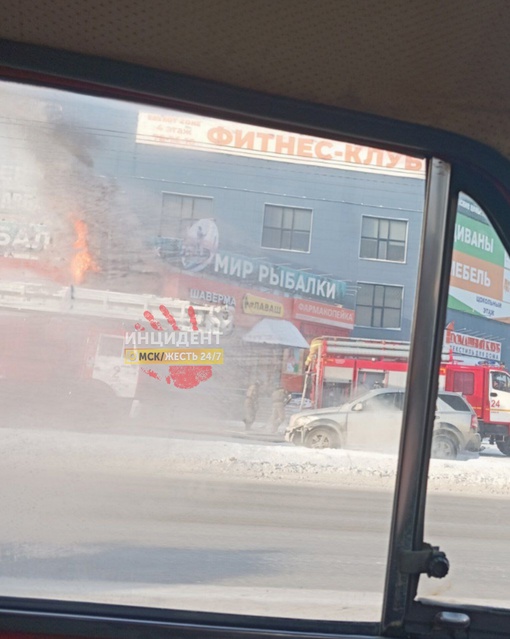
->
(0, 437, 508, 621)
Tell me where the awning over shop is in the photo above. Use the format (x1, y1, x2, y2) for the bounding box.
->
(242, 318, 309, 349)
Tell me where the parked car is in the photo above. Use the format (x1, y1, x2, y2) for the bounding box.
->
(285, 388, 481, 459)
(284, 392, 313, 416)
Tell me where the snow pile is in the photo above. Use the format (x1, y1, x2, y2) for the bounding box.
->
(3, 429, 510, 495)
(428, 453, 510, 495)
(201, 442, 399, 486)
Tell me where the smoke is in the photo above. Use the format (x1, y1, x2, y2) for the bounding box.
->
(0, 82, 164, 291)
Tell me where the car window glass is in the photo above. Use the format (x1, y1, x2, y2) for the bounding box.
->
(0, 80, 426, 622)
(437, 393, 470, 411)
(491, 371, 510, 391)
(364, 392, 397, 411)
(418, 193, 510, 611)
(394, 392, 405, 410)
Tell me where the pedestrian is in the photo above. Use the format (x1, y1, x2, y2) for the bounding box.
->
(271, 385, 290, 433)
(244, 380, 260, 430)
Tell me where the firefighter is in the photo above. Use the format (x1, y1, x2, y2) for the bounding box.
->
(243, 380, 261, 430)
(271, 385, 291, 433)
(493, 376, 503, 390)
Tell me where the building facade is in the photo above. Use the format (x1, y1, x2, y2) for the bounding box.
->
(0, 83, 509, 410)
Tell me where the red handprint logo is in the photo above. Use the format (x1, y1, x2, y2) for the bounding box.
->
(135, 304, 213, 390)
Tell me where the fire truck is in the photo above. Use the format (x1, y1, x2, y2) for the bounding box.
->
(0, 281, 233, 424)
(302, 336, 510, 455)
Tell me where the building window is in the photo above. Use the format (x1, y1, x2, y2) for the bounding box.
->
(97, 335, 124, 358)
(355, 283, 403, 328)
(160, 193, 213, 237)
(360, 216, 407, 262)
(261, 204, 312, 252)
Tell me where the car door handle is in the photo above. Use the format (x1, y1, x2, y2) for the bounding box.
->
(490, 392, 498, 397)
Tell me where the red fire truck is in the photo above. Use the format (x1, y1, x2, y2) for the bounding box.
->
(0, 281, 233, 425)
(303, 336, 510, 455)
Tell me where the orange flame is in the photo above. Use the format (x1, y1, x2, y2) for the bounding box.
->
(71, 219, 100, 284)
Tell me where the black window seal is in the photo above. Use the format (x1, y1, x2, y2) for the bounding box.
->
(0, 596, 379, 639)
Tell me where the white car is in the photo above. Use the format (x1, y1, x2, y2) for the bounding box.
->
(285, 387, 481, 459)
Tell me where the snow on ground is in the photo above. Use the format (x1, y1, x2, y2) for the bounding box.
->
(3, 427, 510, 496)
